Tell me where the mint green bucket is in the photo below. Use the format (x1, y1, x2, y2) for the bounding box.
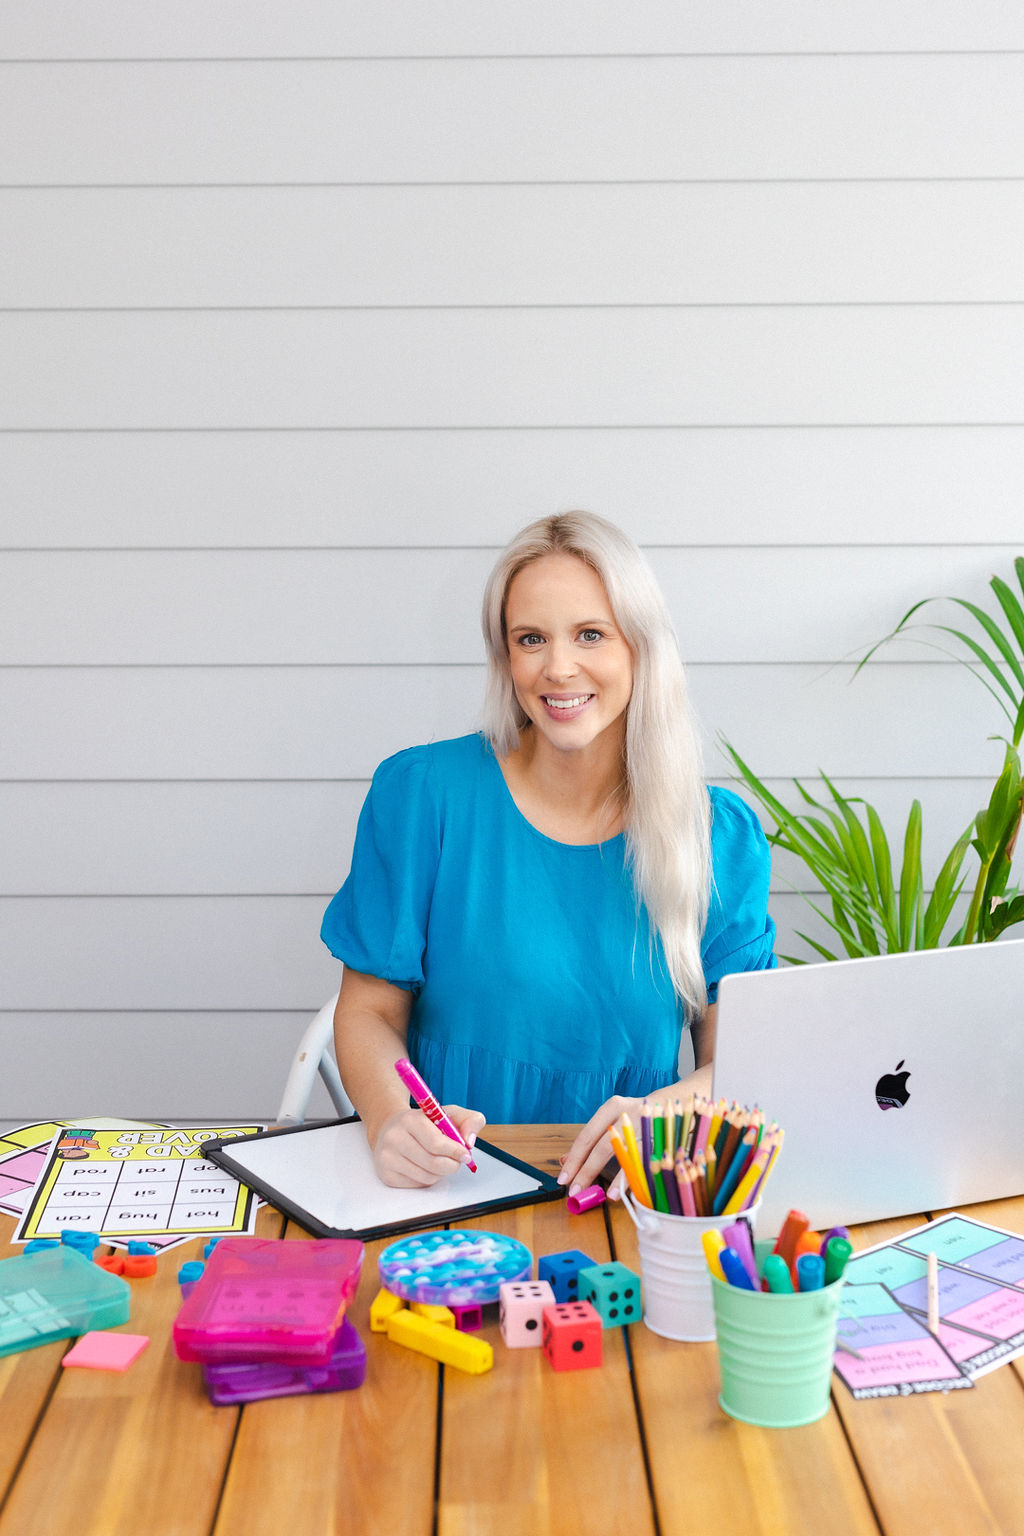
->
(711, 1270, 844, 1427)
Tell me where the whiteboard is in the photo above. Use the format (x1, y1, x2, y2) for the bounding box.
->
(203, 1119, 562, 1240)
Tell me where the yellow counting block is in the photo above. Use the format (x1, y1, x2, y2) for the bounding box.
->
(386, 1309, 493, 1374)
(370, 1286, 407, 1333)
(409, 1301, 455, 1328)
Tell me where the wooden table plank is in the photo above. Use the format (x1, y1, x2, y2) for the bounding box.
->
(214, 1218, 439, 1536)
(609, 1202, 880, 1536)
(835, 1203, 1024, 1536)
(437, 1197, 656, 1536)
(0, 1206, 284, 1536)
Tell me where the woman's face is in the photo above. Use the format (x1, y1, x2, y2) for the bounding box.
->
(504, 552, 633, 759)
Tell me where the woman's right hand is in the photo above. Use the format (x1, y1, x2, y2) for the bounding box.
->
(371, 1103, 486, 1188)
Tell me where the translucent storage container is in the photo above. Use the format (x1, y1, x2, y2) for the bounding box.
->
(0, 1246, 130, 1357)
(202, 1315, 366, 1404)
(172, 1236, 364, 1364)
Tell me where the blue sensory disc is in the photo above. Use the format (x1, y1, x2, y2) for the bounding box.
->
(378, 1229, 532, 1304)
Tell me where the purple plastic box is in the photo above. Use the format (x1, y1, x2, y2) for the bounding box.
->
(202, 1316, 367, 1405)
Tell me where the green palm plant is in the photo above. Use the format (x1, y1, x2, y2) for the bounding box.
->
(722, 557, 1024, 964)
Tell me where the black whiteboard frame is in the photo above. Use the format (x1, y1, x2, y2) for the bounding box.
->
(202, 1117, 564, 1241)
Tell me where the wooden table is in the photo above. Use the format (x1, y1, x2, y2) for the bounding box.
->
(2, 1125, 1024, 1536)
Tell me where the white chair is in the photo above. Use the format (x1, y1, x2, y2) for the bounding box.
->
(276, 989, 354, 1124)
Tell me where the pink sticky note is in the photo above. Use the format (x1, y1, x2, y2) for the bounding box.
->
(62, 1332, 150, 1372)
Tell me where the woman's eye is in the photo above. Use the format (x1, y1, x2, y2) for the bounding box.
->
(580, 629, 603, 643)
(518, 633, 544, 648)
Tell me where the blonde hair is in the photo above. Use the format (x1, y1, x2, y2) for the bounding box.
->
(481, 511, 711, 1019)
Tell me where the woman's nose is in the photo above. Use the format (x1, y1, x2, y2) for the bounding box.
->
(544, 640, 577, 681)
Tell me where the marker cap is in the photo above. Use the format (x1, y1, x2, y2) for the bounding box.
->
(566, 1184, 606, 1215)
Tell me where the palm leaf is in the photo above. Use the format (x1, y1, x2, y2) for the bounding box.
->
(991, 574, 1024, 661)
(897, 801, 923, 950)
(921, 826, 972, 947)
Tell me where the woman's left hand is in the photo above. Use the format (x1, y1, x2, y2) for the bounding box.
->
(557, 1094, 640, 1199)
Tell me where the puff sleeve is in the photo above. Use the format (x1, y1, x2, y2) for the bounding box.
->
(320, 746, 442, 993)
(701, 786, 777, 1003)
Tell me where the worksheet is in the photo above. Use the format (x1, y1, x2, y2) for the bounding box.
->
(0, 1120, 166, 1218)
(834, 1213, 1024, 1396)
(13, 1124, 264, 1245)
(833, 1281, 973, 1398)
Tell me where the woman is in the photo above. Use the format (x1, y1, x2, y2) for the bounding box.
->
(322, 511, 775, 1195)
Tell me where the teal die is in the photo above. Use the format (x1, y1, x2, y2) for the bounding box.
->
(577, 1261, 641, 1328)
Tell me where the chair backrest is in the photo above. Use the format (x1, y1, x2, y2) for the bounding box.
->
(276, 990, 353, 1124)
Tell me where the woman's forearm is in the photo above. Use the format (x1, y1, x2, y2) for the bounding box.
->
(333, 972, 414, 1148)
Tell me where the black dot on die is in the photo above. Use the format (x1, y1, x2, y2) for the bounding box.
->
(572, 1339, 584, 1352)
(526, 1318, 538, 1331)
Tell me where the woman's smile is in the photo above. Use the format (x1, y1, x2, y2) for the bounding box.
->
(541, 692, 595, 719)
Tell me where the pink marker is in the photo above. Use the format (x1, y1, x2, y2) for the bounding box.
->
(394, 1058, 477, 1173)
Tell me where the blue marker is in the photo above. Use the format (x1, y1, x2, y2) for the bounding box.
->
(796, 1253, 825, 1291)
(720, 1246, 757, 1291)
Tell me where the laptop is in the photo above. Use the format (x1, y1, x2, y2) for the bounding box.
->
(711, 938, 1024, 1236)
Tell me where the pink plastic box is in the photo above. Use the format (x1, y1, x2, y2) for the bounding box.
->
(172, 1237, 363, 1365)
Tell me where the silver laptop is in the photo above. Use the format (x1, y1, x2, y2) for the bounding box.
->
(712, 939, 1024, 1236)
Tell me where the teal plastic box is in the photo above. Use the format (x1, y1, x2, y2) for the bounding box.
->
(0, 1245, 130, 1357)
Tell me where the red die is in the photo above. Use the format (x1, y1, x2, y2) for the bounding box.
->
(541, 1300, 603, 1371)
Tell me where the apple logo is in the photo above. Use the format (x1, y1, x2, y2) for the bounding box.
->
(875, 1060, 911, 1110)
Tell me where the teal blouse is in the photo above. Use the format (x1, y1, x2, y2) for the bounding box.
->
(321, 733, 775, 1125)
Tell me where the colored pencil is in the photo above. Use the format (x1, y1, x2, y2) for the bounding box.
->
(607, 1096, 784, 1218)
(927, 1250, 940, 1334)
(650, 1158, 670, 1214)
(661, 1154, 683, 1215)
(610, 1127, 652, 1208)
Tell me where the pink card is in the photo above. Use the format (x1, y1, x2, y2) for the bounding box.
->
(62, 1331, 150, 1372)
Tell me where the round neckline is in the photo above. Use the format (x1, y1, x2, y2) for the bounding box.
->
(485, 741, 625, 852)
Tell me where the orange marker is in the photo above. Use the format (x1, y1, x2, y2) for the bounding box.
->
(772, 1209, 809, 1271)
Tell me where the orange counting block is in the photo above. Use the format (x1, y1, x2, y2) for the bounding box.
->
(123, 1254, 158, 1278)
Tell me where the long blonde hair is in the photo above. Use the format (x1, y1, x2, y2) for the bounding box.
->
(481, 511, 711, 1019)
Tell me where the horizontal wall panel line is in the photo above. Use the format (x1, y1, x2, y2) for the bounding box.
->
(6, 3, 1024, 57)
(0, 777, 371, 785)
(0, 775, 993, 785)
(8, 178, 1024, 194)
(10, 51, 1024, 62)
(9, 300, 1024, 314)
(0, 888, 967, 900)
(8, 420, 1024, 433)
(0, 1009, 311, 1016)
(5, 547, 1017, 667)
(6, 543, 1023, 554)
(2, 541, 1021, 553)
(6, 423, 1024, 435)
(0, 660, 980, 672)
(5, 56, 1023, 184)
(0, 893, 335, 900)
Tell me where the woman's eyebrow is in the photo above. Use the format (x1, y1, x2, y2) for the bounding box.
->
(508, 616, 612, 633)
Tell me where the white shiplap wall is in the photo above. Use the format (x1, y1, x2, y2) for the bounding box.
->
(2, 3, 1022, 1121)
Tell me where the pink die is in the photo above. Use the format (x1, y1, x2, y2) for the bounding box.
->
(499, 1279, 555, 1348)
